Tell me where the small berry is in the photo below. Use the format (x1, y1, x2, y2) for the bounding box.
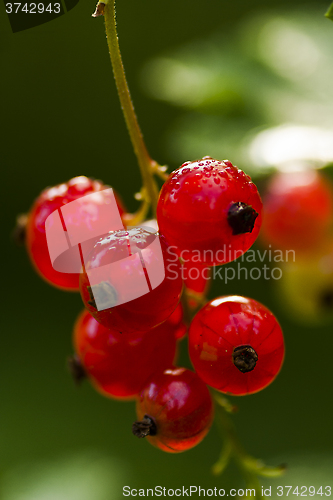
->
(188, 296, 284, 395)
(25, 176, 125, 290)
(260, 170, 333, 252)
(156, 157, 262, 265)
(72, 309, 185, 399)
(132, 367, 214, 452)
(80, 227, 183, 334)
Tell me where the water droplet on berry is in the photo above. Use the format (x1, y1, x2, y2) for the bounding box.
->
(115, 231, 129, 237)
(204, 165, 213, 172)
(248, 183, 257, 193)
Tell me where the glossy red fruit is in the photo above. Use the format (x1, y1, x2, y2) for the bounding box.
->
(80, 227, 183, 334)
(157, 157, 263, 266)
(73, 308, 185, 399)
(260, 170, 333, 253)
(189, 296, 284, 396)
(132, 367, 214, 453)
(26, 176, 125, 290)
(138, 219, 210, 311)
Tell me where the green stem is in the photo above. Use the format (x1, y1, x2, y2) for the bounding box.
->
(104, 1, 160, 214)
(212, 392, 285, 494)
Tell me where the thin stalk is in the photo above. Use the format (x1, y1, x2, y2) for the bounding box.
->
(213, 392, 285, 494)
(104, 1, 159, 213)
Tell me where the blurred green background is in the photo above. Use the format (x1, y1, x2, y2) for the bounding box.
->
(1, 0, 333, 498)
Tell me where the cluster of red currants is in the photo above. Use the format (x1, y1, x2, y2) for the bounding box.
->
(21, 156, 285, 453)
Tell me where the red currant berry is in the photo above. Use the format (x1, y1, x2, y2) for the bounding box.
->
(260, 170, 333, 253)
(80, 227, 183, 334)
(26, 176, 125, 291)
(188, 296, 284, 396)
(72, 309, 184, 399)
(157, 157, 262, 265)
(132, 367, 214, 452)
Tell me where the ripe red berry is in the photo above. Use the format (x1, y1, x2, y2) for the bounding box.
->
(26, 176, 125, 291)
(72, 308, 185, 399)
(188, 296, 284, 396)
(80, 227, 183, 334)
(132, 367, 214, 452)
(260, 170, 333, 253)
(156, 157, 262, 266)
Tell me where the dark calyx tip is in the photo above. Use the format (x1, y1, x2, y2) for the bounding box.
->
(92, 2, 105, 17)
(87, 282, 118, 310)
(232, 345, 258, 373)
(87, 286, 97, 309)
(12, 213, 28, 246)
(227, 202, 258, 235)
(132, 415, 157, 438)
(68, 354, 86, 385)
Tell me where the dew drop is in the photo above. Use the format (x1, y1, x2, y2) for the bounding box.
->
(115, 230, 129, 237)
(204, 164, 213, 171)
